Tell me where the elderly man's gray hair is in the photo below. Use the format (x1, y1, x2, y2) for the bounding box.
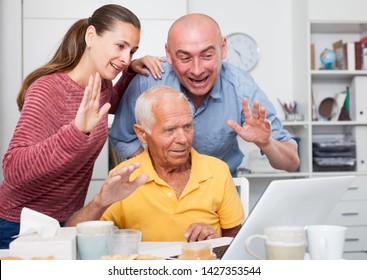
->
(135, 86, 191, 133)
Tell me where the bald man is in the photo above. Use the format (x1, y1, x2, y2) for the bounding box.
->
(110, 13, 300, 176)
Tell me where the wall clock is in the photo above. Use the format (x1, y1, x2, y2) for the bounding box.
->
(225, 32, 260, 72)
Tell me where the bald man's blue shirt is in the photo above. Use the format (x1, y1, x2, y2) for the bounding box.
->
(109, 61, 295, 175)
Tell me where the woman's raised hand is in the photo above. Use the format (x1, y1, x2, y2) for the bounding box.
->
(74, 73, 111, 134)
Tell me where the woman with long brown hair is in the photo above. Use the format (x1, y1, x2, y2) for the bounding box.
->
(0, 4, 163, 249)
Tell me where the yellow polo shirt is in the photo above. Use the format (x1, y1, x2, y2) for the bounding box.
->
(101, 148, 244, 241)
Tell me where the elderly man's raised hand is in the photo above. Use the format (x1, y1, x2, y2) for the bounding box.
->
(96, 163, 149, 208)
(64, 163, 148, 227)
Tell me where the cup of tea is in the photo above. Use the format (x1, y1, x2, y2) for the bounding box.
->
(245, 226, 306, 260)
(305, 225, 347, 260)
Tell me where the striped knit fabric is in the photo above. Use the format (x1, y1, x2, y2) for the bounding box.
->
(0, 72, 128, 223)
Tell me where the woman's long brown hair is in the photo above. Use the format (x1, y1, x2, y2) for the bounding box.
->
(16, 4, 140, 111)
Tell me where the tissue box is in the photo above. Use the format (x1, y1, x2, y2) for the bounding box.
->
(9, 227, 77, 260)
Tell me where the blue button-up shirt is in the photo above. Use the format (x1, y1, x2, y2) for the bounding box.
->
(109, 61, 294, 175)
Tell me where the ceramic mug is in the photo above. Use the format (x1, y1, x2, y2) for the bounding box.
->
(306, 225, 347, 260)
(76, 220, 114, 260)
(245, 226, 306, 260)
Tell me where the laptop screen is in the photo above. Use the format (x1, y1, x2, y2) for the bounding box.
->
(221, 176, 355, 260)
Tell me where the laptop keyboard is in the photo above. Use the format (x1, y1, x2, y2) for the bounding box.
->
(213, 244, 230, 259)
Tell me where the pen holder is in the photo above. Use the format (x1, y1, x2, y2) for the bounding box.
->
(285, 113, 304, 121)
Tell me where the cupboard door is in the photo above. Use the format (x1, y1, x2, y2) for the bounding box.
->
(326, 201, 367, 226)
(355, 127, 367, 172)
(344, 226, 367, 251)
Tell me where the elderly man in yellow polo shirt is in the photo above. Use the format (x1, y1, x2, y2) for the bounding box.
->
(66, 86, 244, 242)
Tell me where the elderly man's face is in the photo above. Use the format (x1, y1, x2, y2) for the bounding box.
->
(145, 98, 194, 169)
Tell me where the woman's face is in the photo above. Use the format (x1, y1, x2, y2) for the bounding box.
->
(87, 21, 140, 81)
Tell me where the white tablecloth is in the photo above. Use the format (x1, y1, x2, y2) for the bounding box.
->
(0, 237, 233, 259)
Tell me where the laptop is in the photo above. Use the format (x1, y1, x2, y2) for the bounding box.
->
(221, 175, 355, 260)
(139, 176, 355, 260)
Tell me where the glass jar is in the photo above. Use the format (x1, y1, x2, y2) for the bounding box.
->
(177, 243, 217, 260)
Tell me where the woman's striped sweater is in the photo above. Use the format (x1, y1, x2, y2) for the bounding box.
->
(0, 71, 131, 223)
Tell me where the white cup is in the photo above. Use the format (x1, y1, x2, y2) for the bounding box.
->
(76, 220, 114, 260)
(111, 229, 142, 255)
(245, 226, 306, 260)
(306, 225, 347, 260)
